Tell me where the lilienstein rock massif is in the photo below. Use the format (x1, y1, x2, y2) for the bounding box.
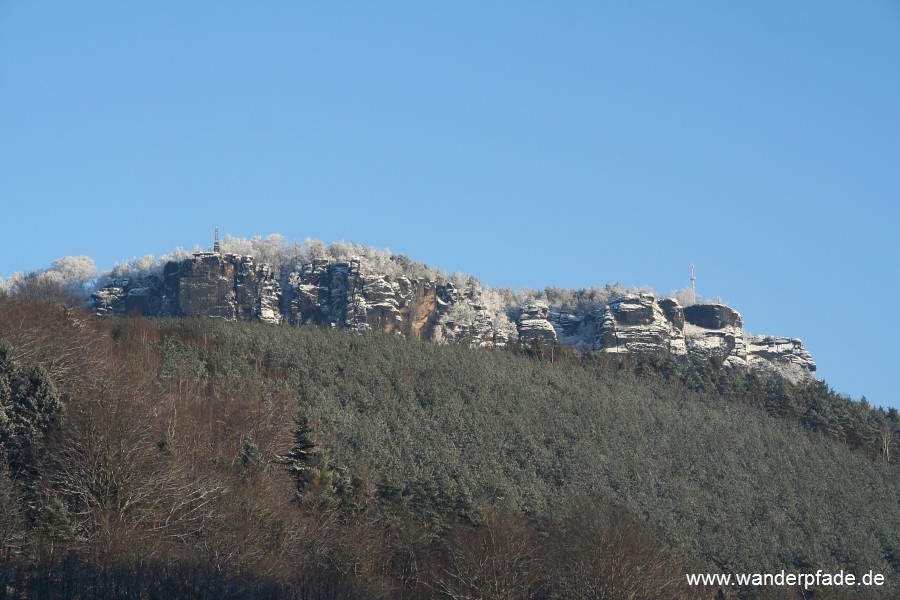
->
(90, 240, 816, 383)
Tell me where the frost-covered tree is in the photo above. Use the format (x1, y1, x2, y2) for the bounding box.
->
(98, 247, 197, 286)
(46, 256, 96, 294)
(444, 300, 478, 326)
(220, 233, 292, 271)
(1, 256, 97, 301)
(668, 286, 700, 307)
(114, 254, 157, 277)
(217, 234, 445, 280)
(254, 233, 289, 270)
(0, 274, 19, 296)
(302, 237, 328, 261)
(220, 235, 254, 257)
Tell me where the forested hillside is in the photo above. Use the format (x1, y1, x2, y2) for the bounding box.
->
(0, 287, 897, 599)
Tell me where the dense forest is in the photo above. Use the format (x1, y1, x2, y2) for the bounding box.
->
(0, 282, 897, 599)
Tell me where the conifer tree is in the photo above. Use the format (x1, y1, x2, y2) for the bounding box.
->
(0, 341, 62, 475)
(277, 416, 327, 495)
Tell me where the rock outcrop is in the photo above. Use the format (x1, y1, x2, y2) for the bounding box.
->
(517, 303, 557, 344)
(90, 250, 816, 380)
(91, 252, 282, 324)
(285, 259, 444, 338)
(596, 293, 686, 356)
(282, 260, 512, 347)
(164, 253, 282, 323)
(90, 274, 168, 318)
(746, 335, 817, 382)
(682, 303, 748, 369)
(432, 282, 514, 348)
(543, 294, 814, 379)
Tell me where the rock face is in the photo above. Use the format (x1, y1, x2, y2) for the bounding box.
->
(92, 252, 512, 347)
(91, 275, 168, 318)
(90, 252, 282, 324)
(164, 253, 282, 323)
(432, 282, 515, 348)
(683, 304, 741, 330)
(658, 298, 684, 330)
(90, 251, 816, 380)
(540, 294, 814, 379)
(285, 259, 444, 338)
(517, 303, 557, 344)
(746, 335, 817, 382)
(682, 303, 748, 369)
(282, 260, 512, 347)
(597, 293, 686, 356)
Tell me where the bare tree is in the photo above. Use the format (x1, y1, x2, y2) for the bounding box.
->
(549, 495, 711, 600)
(428, 508, 543, 600)
(878, 415, 896, 463)
(0, 461, 22, 556)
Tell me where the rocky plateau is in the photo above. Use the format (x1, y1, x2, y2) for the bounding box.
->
(91, 250, 816, 381)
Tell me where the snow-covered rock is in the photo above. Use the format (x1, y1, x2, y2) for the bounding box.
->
(746, 335, 816, 381)
(90, 252, 282, 324)
(90, 274, 166, 317)
(285, 259, 438, 338)
(596, 293, 687, 356)
(432, 282, 514, 348)
(89, 249, 816, 381)
(164, 253, 282, 323)
(517, 302, 557, 344)
(682, 303, 747, 368)
(90, 285, 126, 317)
(283, 261, 512, 347)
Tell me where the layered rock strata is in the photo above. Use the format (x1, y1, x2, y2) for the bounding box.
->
(746, 335, 817, 381)
(91, 252, 816, 379)
(597, 293, 687, 356)
(91, 252, 282, 324)
(284, 260, 512, 347)
(517, 303, 558, 344)
(682, 304, 748, 369)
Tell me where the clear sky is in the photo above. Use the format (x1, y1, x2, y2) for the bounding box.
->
(1, 2, 898, 409)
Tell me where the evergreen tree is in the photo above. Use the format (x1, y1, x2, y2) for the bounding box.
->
(35, 495, 76, 541)
(277, 416, 327, 495)
(0, 340, 62, 475)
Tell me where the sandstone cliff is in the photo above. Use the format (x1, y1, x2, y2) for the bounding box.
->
(91, 249, 815, 380)
(597, 293, 688, 356)
(91, 252, 282, 324)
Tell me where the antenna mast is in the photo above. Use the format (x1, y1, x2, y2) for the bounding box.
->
(690, 263, 696, 305)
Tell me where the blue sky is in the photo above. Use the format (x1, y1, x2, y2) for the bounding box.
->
(1, 2, 898, 409)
